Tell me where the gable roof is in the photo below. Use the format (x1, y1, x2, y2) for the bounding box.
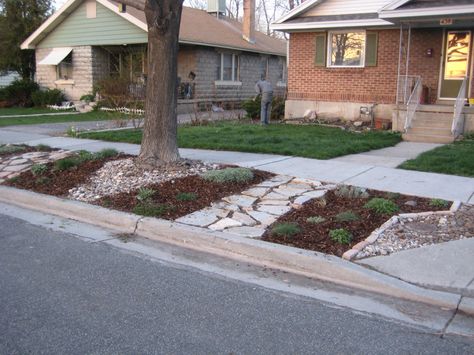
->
(21, 0, 286, 56)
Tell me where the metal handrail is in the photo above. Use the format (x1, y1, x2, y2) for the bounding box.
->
(397, 75, 420, 105)
(404, 76, 422, 132)
(452, 77, 467, 138)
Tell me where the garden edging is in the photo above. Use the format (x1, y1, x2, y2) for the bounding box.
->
(0, 185, 461, 311)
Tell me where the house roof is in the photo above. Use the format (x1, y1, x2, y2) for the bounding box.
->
(21, 0, 286, 57)
(271, 0, 474, 31)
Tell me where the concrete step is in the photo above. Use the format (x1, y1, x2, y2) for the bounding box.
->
(408, 126, 452, 135)
(410, 119, 453, 129)
(398, 105, 454, 114)
(413, 111, 453, 121)
(402, 133, 454, 144)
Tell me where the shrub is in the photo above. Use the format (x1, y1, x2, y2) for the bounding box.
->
(31, 164, 48, 176)
(77, 150, 95, 161)
(329, 229, 353, 245)
(31, 89, 65, 107)
(1, 79, 39, 107)
(0, 145, 26, 155)
(271, 223, 301, 237)
(136, 187, 156, 202)
(271, 96, 285, 120)
(335, 185, 369, 199)
(364, 198, 399, 215)
(306, 216, 326, 224)
(429, 198, 450, 208)
(335, 211, 360, 222)
(54, 157, 81, 171)
(201, 168, 254, 184)
(94, 148, 119, 160)
(133, 203, 173, 217)
(242, 95, 261, 119)
(80, 93, 96, 103)
(176, 192, 197, 201)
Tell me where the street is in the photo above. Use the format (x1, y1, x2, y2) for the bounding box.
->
(1, 208, 473, 354)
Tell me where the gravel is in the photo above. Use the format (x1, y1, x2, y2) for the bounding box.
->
(357, 204, 474, 258)
(68, 158, 219, 201)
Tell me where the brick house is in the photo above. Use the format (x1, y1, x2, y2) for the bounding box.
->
(21, 0, 287, 113)
(271, 0, 474, 143)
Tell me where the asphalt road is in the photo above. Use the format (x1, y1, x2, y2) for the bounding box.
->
(1, 213, 473, 354)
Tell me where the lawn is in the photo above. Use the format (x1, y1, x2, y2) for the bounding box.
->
(0, 111, 125, 127)
(399, 137, 474, 177)
(0, 107, 59, 116)
(79, 121, 402, 160)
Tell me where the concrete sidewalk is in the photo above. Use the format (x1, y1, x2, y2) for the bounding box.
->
(1, 130, 473, 203)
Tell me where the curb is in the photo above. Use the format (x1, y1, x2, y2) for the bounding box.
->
(0, 185, 461, 311)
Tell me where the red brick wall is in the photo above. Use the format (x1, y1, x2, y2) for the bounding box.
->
(288, 29, 444, 104)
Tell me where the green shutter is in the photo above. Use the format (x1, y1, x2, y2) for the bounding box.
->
(314, 33, 327, 67)
(365, 32, 378, 67)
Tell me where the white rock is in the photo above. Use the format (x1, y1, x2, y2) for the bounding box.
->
(292, 178, 322, 187)
(222, 194, 257, 208)
(247, 211, 277, 226)
(273, 187, 307, 198)
(303, 190, 327, 199)
(241, 187, 270, 198)
(226, 226, 266, 238)
(264, 192, 289, 200)
(258, 199, 290, 206)
(231, 212, 257, 226)
(4, 164, 29, 172)
(175, 209, 219, 227)
(208, 218, 242, 231)
(294, 195, 313, 205)
(257, 205, 292, 216)
(9, 158, 28, 166)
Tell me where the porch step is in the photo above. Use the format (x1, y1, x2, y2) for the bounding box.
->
(412, 111, 453, 121)
(408, 126, 452, 136)
(416, 104, 454, 114)
(402, 133, 454, 144)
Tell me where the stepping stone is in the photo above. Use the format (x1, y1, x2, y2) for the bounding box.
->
(248, 211, 277, 226)
(231, 212, 257, 226)
(303, 190, 327, 199)
(209, 218, 242, 231)
(285, 182, 312, 190)
(223, 195, 257, 208)
(259, 199, 290, 206)
(271, 175, 293, 183)
(226, 226, 266, 238)
(241, 187, 270, 198)
(264, 192, 289, 200)
(257, 205, 292, 216)
(273, 187, 307, 197)
(257, 180, 287, 188)
(9, 159, 28, 166)
(22, 152, 48, 159)
(294, 195, 313, 205)
(175, 209, 220, 227)
(0, 172, 10, 178)
(292, 177, 322, 187)
(4, 164, 29, 172)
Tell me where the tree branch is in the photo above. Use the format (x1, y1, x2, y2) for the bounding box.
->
(117, 0, 146, 12)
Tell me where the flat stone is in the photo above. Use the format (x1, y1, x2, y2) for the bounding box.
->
(264, 192, 289, 200)
(10, 158, 29, 165)
(303, 190, 327, 199)
(226, 226, 266, 238)
(241, 187, 270, 198)
(405, 200, 418, 207)
(222, 194, 257, 208)
(446, 312, 474, 338)
(273, 187, 308, 197)
(258, 199, 290, 206)
(175, 209, 219, 227)
(211, 201, 240, 211)
(4, 164, 29, 172)
(247, 211, 277, 226)
(270, 175, 293, 183)
(22, 152, 48, 159)
(257, 180, 287, 188)
(292, 177, 322, 187)
(257, 205, 292, 216)
(294, 195, 313, 205)
(208, 218, 242, 231)
(285, 182, 312, 190)
(0, 171, 10, 178)
(231, 212, 257, 226)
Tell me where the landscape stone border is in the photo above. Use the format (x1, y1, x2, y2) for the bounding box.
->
(342, 201, 462, 261)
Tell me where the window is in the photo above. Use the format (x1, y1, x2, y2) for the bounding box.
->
(328, 31, 365, 67)
(57, 53, 73, 80)
(278, 58, 287, 84)
(259, 57, 268, 79)
(217, 53, 240, 82)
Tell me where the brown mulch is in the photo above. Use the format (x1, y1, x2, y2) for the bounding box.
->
(261, 190, 449, 257)
(95, 170, 273, 220)
(4, 154, 130, 196)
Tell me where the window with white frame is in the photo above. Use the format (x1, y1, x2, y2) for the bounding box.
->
(278, 58, 287, 84)
(57, 53, 73, 80)
(328, 31, 365, 67)
(217, 53, 240, 82)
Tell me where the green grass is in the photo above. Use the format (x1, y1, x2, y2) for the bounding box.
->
(79, 122, 402, 160)
(0, 111, 126, 127)
(0, 107, 59, 116)
(399, 138, 474, 177)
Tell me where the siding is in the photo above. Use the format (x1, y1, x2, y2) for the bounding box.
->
(302, 0, 389, 16)
(37, 2, 146, 49)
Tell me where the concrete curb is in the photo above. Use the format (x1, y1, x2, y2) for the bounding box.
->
(0, 185, 461, 310)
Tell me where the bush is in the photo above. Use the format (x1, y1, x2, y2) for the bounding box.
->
(201, 168, 254, 184)
(429, 198, 450, 208)
(176, 192, 197, 201)
(95, 148, 119, 160)
(335, 185, 369, 199)
(1, 79, 39, 107)
(241, 94, 286, 120)
(271, 223, 301, 237)
(80, 93, 96, 103)
(364, 198, 399, 215)
(32, 89, 65, 107)
(306, 216, 326, 224)
(329, 229, 352, 245)
(54, 157, 81, 171)
(31, 164, 48, 176)
(335, 211, 360, 222)
(271, 96, 285, 120)
(136, 187, 156, 202)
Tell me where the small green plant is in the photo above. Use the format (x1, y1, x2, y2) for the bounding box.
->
(334, 185, 369, 199)
(335, 210, 360, 222)
(271, 223, 301, 237)
(136, 187, 156, 202)
(133, 203, 173, 217)
(306, 216, 326, 224)
(30, 163, 48, 176)
(80, 93, 96, 103)
(95, 148, 119, 160)
(35, 176, 50, 185)
(385, 192, 401, 200)
(77, 150, 95, 161)
(35, 144, 51, 152)
(176, 192, 197, 201)
(429, 198, 450, 208)
(329, 229, 352, 245)
(66, 126, 77, 137)
(0, 145, 26, 155)
(364, 198, 399, 215)
(54, 157, 81, 171)
(201, 168, 254, 184)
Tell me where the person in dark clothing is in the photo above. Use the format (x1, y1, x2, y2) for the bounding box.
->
(255, 75, 273, 125)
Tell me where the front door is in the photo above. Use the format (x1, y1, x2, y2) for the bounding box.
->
(439, 30, 471, 99)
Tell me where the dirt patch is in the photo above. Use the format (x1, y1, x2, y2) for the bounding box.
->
(261, 190, 448, 257)
(95, 170, 273, 220)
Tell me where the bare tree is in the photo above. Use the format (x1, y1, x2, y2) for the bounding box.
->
(118, 0, 183, 166)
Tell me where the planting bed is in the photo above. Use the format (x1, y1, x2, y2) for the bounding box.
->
(261, 189, 449, 257)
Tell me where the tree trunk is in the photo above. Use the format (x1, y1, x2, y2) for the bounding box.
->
(139, 0, 183, 166)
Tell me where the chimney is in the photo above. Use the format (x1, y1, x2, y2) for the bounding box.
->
(207, 0, 226, 17)
(243, 0, 255, 44)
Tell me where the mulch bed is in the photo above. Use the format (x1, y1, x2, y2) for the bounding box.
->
(4, 154, 130, 196)
(95, 170, 273, 220)
(261, 189, 449, 257)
